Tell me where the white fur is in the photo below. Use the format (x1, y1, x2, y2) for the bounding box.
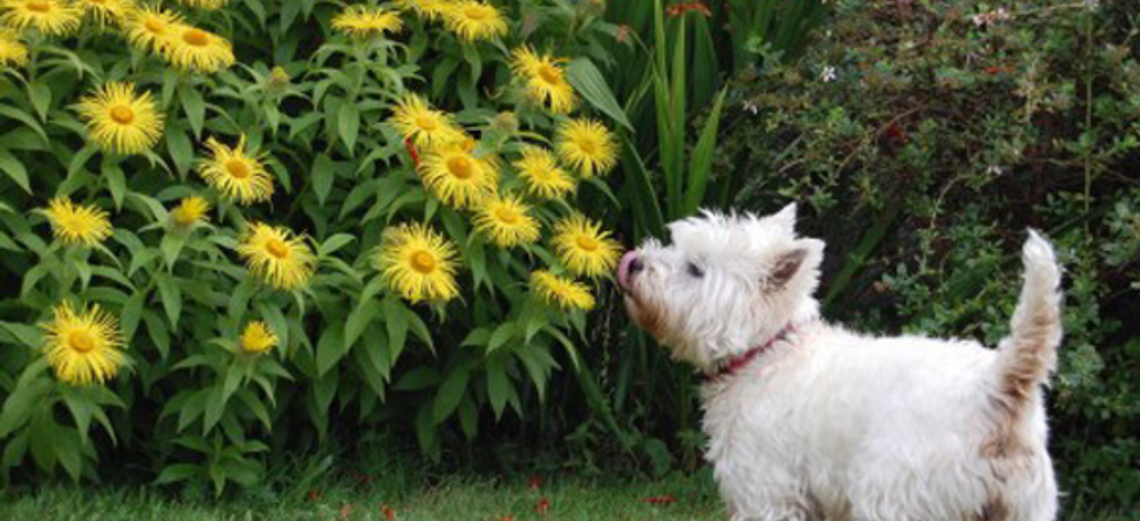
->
(620, 205, 1063, 521)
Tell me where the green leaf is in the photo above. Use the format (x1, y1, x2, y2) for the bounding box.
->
(682, 88, 727, 214)
(457, 395, 477, 440)
(180, 86, 206, 138)
(27, 81, 52, 121)
(103, 161, 127, 210)
(486, 322, 516, 354)
(620, 140, 666, 239)
(155, 463, 201, 485)
(344, 300, 380, 354)
(166, 127, 195, 176)
(567, 58, 634, 131)
(338, 103, 359, 152)
(55, 430, 82, 480)
(144, 310, 172, 359)
(432, 365, 469, 424)
(384, 297, 408, 361)
(312, 153, 335, 206)
(415, 404, 440, 461)
(485, 359, 510, 419)
(0, 321, 42, 347)
(156, 274, 182, 327)
(0, 104, 47, 143)
(319, 233, 355, 256)
(120, 289, 146, 343)
(0, 148, 31, 193)
(160, 232, 185, 269)
(317, 326, 347, 376)
(394, 367, 440, 391)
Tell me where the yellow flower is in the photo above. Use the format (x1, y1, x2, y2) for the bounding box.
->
(514, 145, 575, 199)
(551, 213, 621, 278)
(44, 197, 113, 246)
(42, 302, 126, 386)
(170, 196, 209, 227)
(510, 46, 576, 114)
(389, 93, 466, 151)
(473, 194, 541, 248)
(237, 222, 316, 291)
(123, 5, 183, 53)
(393, 0, 451, 20)
(0, 29, 28, 67)
(197, 134, 274, 205)
(375, 222, 460, 303)
(160, 24, 235, 73)
(531, 270, 594, 311)
(76, 81, 165, 155)
(442, 1, 507, 42)
(174, 0, 228, 9)
(556, 118, 618, 178)
(418, 142, 499, 209)
(332, 5, 403, 39)
(239, 321, 277, 354)
(0, 0, 82, 36)
(77, 0, 132, 28)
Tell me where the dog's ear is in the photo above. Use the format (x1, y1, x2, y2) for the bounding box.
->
(769, 247, 808, 288)
(770, 203, 797, 235)
(766, 239, 824, 289)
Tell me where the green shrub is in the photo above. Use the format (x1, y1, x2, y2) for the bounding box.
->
(0, 0, 636, 494)
(717, 0, 1139, 510)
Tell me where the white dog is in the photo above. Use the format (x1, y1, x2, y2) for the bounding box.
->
(617, 204, 1062, 521)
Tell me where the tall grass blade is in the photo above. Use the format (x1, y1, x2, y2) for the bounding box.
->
(682, 88, 728, 215)
(567, 58, 634, 131)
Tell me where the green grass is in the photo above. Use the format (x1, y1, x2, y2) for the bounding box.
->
(0, 474, 1130, 521)
(0, 474, 724, 521)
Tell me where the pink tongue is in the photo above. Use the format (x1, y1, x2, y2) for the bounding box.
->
(617, 251, 638, 290)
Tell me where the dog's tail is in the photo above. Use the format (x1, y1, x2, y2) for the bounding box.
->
(993, 230, 1063, 416)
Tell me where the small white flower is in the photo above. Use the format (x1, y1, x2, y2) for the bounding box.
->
(742, 100, 760, 115)
(820, 66, 837, 83)
(986, 165, 1004, 176)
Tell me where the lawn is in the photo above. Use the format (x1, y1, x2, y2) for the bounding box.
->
(1, 474, 1130, 521)
(0, 474, 725, 521)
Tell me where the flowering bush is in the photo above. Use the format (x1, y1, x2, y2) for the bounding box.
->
(720, 0, 1139, 510)
(0, 0, 631, 492)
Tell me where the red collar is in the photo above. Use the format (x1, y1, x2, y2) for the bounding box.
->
(707, 324, 797, 382)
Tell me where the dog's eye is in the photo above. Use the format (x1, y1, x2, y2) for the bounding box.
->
(686, 262, 704, 278)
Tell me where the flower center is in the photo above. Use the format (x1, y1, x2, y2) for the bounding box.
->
(27, 0, 51, 13)
(410, 250, 436, 273)
(447, 155, 473, 179)
(416, 115, 438, 132)
(575, 235, 599, 252)
(144, 18, 165, 34)
(68, 330, 95, 353)
(576, 138, 597, 155)
(494, 207, 519, 224)
(110, 105, 135, 124)
(464, 5, 489, 20)
(537, 63, 561, 85)
(183, 28, 210, 47)
(265, 239, 290, 259)
(226, 159, 250, 179)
